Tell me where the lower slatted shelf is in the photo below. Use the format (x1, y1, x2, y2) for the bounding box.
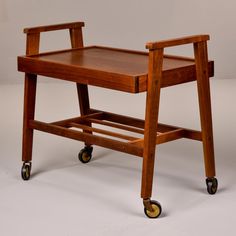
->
(29, 109, 202, 158)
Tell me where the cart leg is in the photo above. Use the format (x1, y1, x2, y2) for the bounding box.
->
(70, 26, 93, 150)
(22, 73, 37, 162)
(21, 73, 37, 180)
(194, 41, 217, 194)
(76, 83, 93, 159)
(141, 49, 163, 218)
(77, 83, 90, 115)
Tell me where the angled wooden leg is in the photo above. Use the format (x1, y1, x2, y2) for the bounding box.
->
(77, 84, 92, 148)
(69, 26, 92, 148)
(141, 49, 163, 200)
(194, 41, 216, 179)
(69, 27, 90, 115)
(141, 49, 163, 218)
(76, 83, 90, 115)
(22, 73, 37, 162)
(69, 27, 90, 116)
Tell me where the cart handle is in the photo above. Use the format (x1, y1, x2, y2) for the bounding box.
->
(146, 35, 209, 50)
(23, 22, 84, 34)
(23, 22, 85, 55)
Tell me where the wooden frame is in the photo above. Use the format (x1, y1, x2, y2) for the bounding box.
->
(18, 21, 216, 217)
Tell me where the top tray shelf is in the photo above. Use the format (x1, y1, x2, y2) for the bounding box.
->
(18, 46, 214, 93)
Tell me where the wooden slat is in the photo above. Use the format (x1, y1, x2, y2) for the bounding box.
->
(129, 129, 185, 147)
(51, 110, 202, 143)
(156, 129, 184, 144)
(51, 117, 83, 127)
(51, 112, 104, 127)
(90, 109, 145, 129)
(29, 120, 143, 157)
(129, 138, 144, 147)
(90, 109, 202, 141)
(183, 129, 202, 141)
(88, 118, 144, 134)
(69, 122, 137, 141)
(158, 123, 202, 140)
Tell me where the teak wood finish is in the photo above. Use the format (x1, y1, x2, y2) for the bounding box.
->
(18, 21, 216, 217)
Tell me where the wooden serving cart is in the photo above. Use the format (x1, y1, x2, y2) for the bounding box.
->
(17, 22, 217, 218)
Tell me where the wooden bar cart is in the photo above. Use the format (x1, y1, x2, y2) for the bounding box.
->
(17, 21, 218, 218)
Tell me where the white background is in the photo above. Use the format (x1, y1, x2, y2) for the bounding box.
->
(0, 1, 236, 235)
(0, 0, 236, 83)
(0, 80, 236, 236)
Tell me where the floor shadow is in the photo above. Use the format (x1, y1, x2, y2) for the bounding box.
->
(30, 149, 112, 178)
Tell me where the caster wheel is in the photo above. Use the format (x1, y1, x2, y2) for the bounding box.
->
(78, 146, 93, 163)
(206, 177, 218, 194)
(144, 200, 162, 219)
(21, 162, 32, 181)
